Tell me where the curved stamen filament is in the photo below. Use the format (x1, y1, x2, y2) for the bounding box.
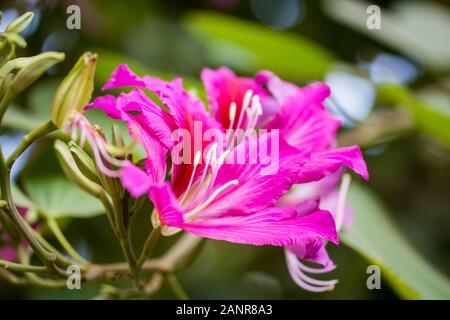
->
(185, 179, 239, 219)
(208, 149, 230, 191)
(285, 249, 338, 292)
(68, 113, 127, 178)
(335, 174, 351, 231)
(226, 102, 237, 148)
(235, 89, 253, 131)
(228, 90, 264, 147)
(245, 95, 263, 132)
(197, 143, 218, 187)
(228, 90, 254, 148)
(179, 151, 202, 204)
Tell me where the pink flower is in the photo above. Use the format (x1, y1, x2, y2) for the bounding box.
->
(201, 67, 368, 291)
(201, 67, 368, 183)
(88, 65, 339, 249)
(0, 207, 34, 262)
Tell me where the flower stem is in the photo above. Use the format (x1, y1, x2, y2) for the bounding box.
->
(46, 217, 88, 266)
(0, 147, 62, 274)
(137, 227, 161, 270)
(0, 91, 13, 125)
(6, 120, 56, 169)
(166, 274, 189, 300)
(0, 259, 48, 274)
(119, 235, 140, 288)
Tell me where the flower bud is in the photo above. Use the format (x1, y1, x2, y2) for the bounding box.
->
(6, 52, 65, 94)
(54, 140, 104, 198)
(5, 12, 34, 34)
(51, 52, 97, 128)
(68, 141, 101, 185)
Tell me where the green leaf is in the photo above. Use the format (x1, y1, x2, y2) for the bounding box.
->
(183, 11, 335, 81)
(321, 0, 450, 71)
(24, 175, 104, 219)
(378, 84, 450, 147)
(342, 183, 450, 299)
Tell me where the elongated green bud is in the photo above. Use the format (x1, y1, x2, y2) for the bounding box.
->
(7, 52, 65, 94)
(5, 12, 34, 34)
(54, 140, 104, 197)
(68, 141, 101, 185)
(51, 52, 97, 128)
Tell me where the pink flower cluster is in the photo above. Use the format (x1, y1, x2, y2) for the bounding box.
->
(86, 65, 368, 292)
(0, 207, 33, 262)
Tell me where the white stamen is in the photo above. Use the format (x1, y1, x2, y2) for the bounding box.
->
(79, 128, 87, 148)
(194, 150, 202, 166)
(285, 249, 338, 292)
(226, 102, 238, 147)
(185, 179, 239, 218)
(94, 135, 126, 167)
(86, 134, 122, 177)
(197, 143, 218, 187)
(179, 151, 202, 204)
(234, 89, 253, 131)
(245, 95, 263, 131)
(229, 102, 237, 125)
(71, 126, 78, 141)
(335, 174, 351, 231)
(209, 149, 231, 190)
(228, 89, 255, 147)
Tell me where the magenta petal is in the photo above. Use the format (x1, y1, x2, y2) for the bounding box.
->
(264, 85, 340, 153)
(0, 246, 18, 262)
(161, 79, 221, 132)
(202, 133, 303, 216)
(102, 64, 168, 94)
(85, 95, 122, 119)
(102, 64, 147, 91)
(288, 240, 335, 268)
(297, 146, 369, 183)
(201, 67, 269, 129)
(88, 88, 173, 186)
(183, 208, 338, 247)
(116, 88, 176, 149)
(256, 70, 299, 104)
(320, 190, 354, 228)
(150, 183, 184, 227)
(120, 162, 152, 197)
(150, 184, 337, 247)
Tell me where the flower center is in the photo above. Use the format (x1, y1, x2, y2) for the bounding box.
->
(179, 142, 239, 220)
(227, 89, 263, 148)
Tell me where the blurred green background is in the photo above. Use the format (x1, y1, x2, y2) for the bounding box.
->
(0, 0, 449, 299)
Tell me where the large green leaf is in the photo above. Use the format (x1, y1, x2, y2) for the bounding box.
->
(24, 175, 104, 219)
(343, 183, 450, 299)
(183, 11, 335, 81)
(322, 0, 450, 71)
(378, 84, 450, 147)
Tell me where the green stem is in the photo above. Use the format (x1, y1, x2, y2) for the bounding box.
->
(119, 236, 140, 288)
(111, 191, 141, 288)
(0, 147, 59, 273)
(0, 91, 13, 125)
(18, 247, 68, 289)
(0, 269, 27, 286)
(31, 228, 74, 268)
(6, 120, 57, 169)
(0, 259, 48, 274)
(166, 274, 189, 300)
(47, 217, 88, 266)
(137, 227, 161, 270)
